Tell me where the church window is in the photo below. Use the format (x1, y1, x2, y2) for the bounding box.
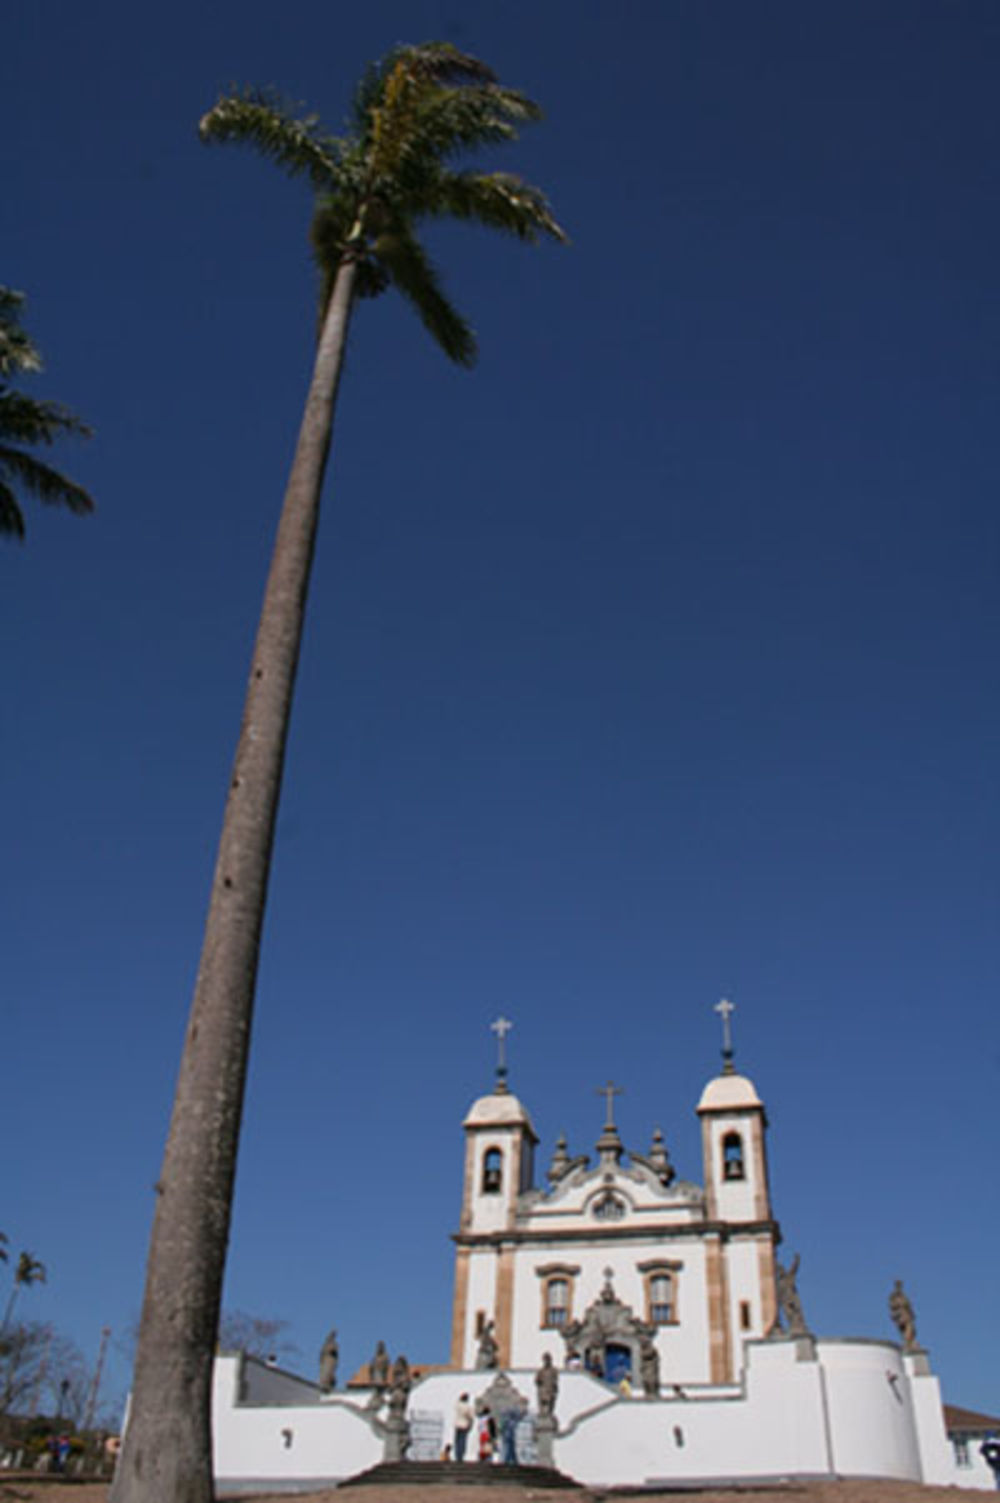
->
(722, 1132, 745, 1181)
(544, 1278, 569, 1327)
(953, 1439, 971, 1468)
(536, 1263, 580, 1330)
(639, 1260, 681, 1325)
(740, 1300, 752, 1331)
(649, 1274, 673, 1323)
(481, 1147, 502, 1194)
(592, 1191, 626, 1220)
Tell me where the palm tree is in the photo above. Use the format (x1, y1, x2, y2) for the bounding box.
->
(111, 42, 563, 1503)
(2, 1252, 47, 1333)
(0, 288, 93, 540)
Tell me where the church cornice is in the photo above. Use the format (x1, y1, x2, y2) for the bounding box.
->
(451, 1218, 781, 1249)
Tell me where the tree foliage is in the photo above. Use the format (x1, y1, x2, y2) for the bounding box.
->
(217, 1311, 299, 1363)
(0, 288, 94, 541)
(2, 1251, 47, 1333)
(0, 1322, 86, 1421)
(199, 42, 566, 366)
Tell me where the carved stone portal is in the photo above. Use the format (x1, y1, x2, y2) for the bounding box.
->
(560, 1269, 653, 1383)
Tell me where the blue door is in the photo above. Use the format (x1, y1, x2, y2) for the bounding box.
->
(604, 1343, 631, 1385)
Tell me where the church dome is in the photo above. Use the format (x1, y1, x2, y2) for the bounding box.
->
(696, 1072, 763, 1112)
(463, 1088, 536, 1133)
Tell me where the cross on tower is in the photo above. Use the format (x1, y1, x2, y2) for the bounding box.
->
(596, 1079, 623, 1127)
(490, 1015, 513, 1089)
(714, 997, 736, 1073)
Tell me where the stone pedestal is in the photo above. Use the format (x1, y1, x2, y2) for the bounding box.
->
(535, 1414, 556, 1468)
(383, 1414, 410, 1462)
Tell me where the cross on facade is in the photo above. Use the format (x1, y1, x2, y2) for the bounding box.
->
(490, 1015, 513, 1087)
(596, 1079, 623, 1127)
(714, 997, 735, 1072)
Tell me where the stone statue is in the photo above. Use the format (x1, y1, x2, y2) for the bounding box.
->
(369, 1339, 390, 1388)
(638, 1330, 660, 1397)
(773, 1254, 808, 1337)
(535, 1352, 559, 1416)
(318, 1328, 339, 1392)
(387, 1354, 412, 1417)
(888, 1279, 918, 1352)
(476, 1318, 499, 1370)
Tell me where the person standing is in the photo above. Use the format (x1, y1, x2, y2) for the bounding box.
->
(453, 1392, 473, 1461)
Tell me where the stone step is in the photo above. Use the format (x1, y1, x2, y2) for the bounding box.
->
(344, 1459, 579, 1488)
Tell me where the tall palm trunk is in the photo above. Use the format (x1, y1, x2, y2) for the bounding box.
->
(110, 257, 358, 1503)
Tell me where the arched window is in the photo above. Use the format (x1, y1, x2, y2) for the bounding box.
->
(649, 1274, 673, 1323)
(639, 1259, 682, 1325)
(722, 1131, 745, 1181)
(535, 1262, 580, 1330)
(481, 1147, 502, 1194)
(544, 1278, 569, 1327)
(592, 1191, 626, 1221)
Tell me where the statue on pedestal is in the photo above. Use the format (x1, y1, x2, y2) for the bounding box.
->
(369, 1339, 390, 1389)
(318, 1328, 339, 1392)
(888, 1279, 918, 1352)
(476, 1318, 499, 1370)
(387, 1354, 412, 1416)
(535, 1352, 558, 1416)
(771, 1254, 809, 1338)
(638, 1331, 661, 1397)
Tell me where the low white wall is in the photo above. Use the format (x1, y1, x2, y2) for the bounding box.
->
(816, 1340, 921, 1480)
(211, 1344, 980, 1493)
(555, 1341, 832, 1486)
(901, 1352, 961, 1487)
(212, 1357, 382, 1491)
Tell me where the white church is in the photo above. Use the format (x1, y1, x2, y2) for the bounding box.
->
(210, 1010, 998, 1492)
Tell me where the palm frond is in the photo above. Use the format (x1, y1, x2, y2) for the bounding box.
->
(0, 390, 93, 448)
(366, 47, 507, 182)
(374, 223, 476, 367)
(0, 445, 95, 517)
(408, 85, 541, 158)
(0, 289, 43, 378)
(0, 480, 24, 540)
(426, 170, 567, 243)
(199, 89, 346, 191)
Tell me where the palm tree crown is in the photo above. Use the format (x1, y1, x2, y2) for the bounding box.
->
(0, 288, 93, 540)
(199, 42, 566, 365)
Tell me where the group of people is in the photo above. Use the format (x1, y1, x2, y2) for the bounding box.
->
(451, 1392, 525, 1465)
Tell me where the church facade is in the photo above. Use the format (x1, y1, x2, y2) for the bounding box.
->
(450, 1046, 779, 1388)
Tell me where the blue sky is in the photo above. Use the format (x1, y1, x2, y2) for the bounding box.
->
(3, 0, 997, 1420)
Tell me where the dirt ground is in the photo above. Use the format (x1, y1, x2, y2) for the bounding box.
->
(0, 1476, 979, 1503)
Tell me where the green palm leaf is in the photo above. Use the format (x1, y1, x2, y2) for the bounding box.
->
(373, 222, 476, 366)
(0, 288, 93, 542)
(199, 89, 346, 191)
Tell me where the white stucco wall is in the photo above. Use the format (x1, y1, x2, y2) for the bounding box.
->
(212, 1357, 382, 1492)
(211, 1344, 985, 1494)
(901, 1352, 959, 1486)
(813, 1340, 921, 1480)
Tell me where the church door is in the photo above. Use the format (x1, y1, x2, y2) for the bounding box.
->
(604, 1343, 631, 1386)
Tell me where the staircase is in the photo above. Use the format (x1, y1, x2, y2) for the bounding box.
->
(344, 1458, 579, 1489)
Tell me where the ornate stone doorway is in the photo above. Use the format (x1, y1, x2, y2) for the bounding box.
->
(561, 1268, 650, 1384)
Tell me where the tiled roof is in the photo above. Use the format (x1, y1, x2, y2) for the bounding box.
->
(944, 1403, 1000, 1434)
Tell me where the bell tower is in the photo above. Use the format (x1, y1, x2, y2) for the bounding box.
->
(450, 1019, 538, 1367)
(696, 999, 779, 1377)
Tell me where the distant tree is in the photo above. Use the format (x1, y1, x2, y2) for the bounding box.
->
(0, 287, 94, 540)
(0, 1322, 85, 1419)
(217, 1311, 299, 1363)
(112, 42, 562, 1503)
(2, 1252, 46, 1332)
